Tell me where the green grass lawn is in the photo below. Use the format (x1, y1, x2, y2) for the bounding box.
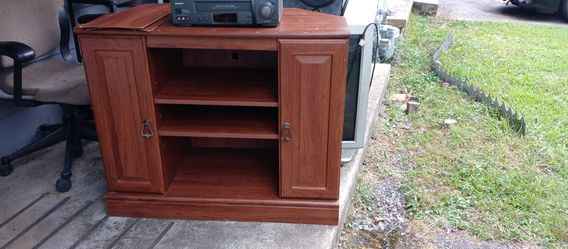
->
(384, 15, 568, 247)
(439, 22, 568, 177)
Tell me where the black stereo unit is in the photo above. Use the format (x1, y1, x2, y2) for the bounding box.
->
(171, 0, 283, 26)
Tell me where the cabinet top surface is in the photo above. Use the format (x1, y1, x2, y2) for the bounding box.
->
(76, 4, 350, 39)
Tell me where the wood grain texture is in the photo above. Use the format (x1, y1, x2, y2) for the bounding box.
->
(148, 48, 182, 98)
(158, 137, 190, 192)
(150, 8, 350, 39)
(78, 9, 350, 224)
(147, 37, 278, 51)
(190, 137, 278, 149)
(104, 149, 339, 224)
(182, 49, 278, 69)
(76, 6, 350, 40)
(78, 4, 170, 31)
(154, 68, 278, 107)
(166, 148, 278, 199)
(79, 36, 165, 193)
(105, 197, 339, 225)
(279, 40, 348, 200)
(158, 106, 279, 139)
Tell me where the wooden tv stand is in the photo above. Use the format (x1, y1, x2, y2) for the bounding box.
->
(76, 5, 349, 225)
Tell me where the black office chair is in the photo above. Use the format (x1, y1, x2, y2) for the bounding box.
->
(0, 0, 97, 192)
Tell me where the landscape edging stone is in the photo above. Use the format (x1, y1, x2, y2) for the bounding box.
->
(433, 33, 526, 135)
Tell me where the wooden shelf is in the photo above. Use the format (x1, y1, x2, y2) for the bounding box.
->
(155, 67, 278, 107)
(158, 106, 279, 139)
(166, 148, 278, 200)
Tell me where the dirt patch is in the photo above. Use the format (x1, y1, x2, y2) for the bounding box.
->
(339, 108, 409, 248)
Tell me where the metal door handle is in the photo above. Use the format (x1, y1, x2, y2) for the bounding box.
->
(281, 122, 292, 141)
(141, 119, 154, 139)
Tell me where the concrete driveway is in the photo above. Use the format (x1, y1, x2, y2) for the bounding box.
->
(439, 0, 568, 26)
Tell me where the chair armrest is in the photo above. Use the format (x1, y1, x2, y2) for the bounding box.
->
(0, 41, 36, 63)
(0, 42, 38, 106)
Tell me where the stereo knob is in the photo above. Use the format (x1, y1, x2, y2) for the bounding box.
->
(259, 3, 274, 19)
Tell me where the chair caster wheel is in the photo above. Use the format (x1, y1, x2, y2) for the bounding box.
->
(0, 162, 13, 177)
(56, 178, 72, 193)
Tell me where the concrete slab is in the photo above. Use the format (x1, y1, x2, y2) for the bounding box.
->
(387, 0, 414, 29)
(0, 141, 104, 249)
(413, 0, 439, 15)
(0, 64, 391, 249)
(74, 217, 138, 249)
(154, 220, 333, 249)
(0, 193, 65, 246)
(0, 142, 104, 223)
(38, 200, 107, 249)
(7, 186, 101, 248)
(113, 219, 173, 249)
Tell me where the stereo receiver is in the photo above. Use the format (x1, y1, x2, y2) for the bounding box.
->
(171, 0, 283, 26)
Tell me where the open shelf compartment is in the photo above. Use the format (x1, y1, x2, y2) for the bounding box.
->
(155, 67, 278, 107)
(160, 137, 279, 200)
(157, 105, 279, 139)
(150, 48, 278, 108)
(166, 147, 279, 200)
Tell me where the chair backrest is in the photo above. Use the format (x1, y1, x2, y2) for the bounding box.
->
(0, 0, 64, 69)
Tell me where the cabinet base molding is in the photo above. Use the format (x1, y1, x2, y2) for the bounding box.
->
(105, 193, 339, 225)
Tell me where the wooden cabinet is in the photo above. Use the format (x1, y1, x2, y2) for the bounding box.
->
(80, 37, 165, 193)
(279, 40, 347, 199)
(77, 5, 350, 224)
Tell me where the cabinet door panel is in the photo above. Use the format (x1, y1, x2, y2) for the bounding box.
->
(80, 37, 164, 193)
(279, 40, 347, 199)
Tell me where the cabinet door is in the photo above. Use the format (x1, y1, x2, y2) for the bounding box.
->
(80, 37, 164, 193)
(279, 40, 348, 199)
